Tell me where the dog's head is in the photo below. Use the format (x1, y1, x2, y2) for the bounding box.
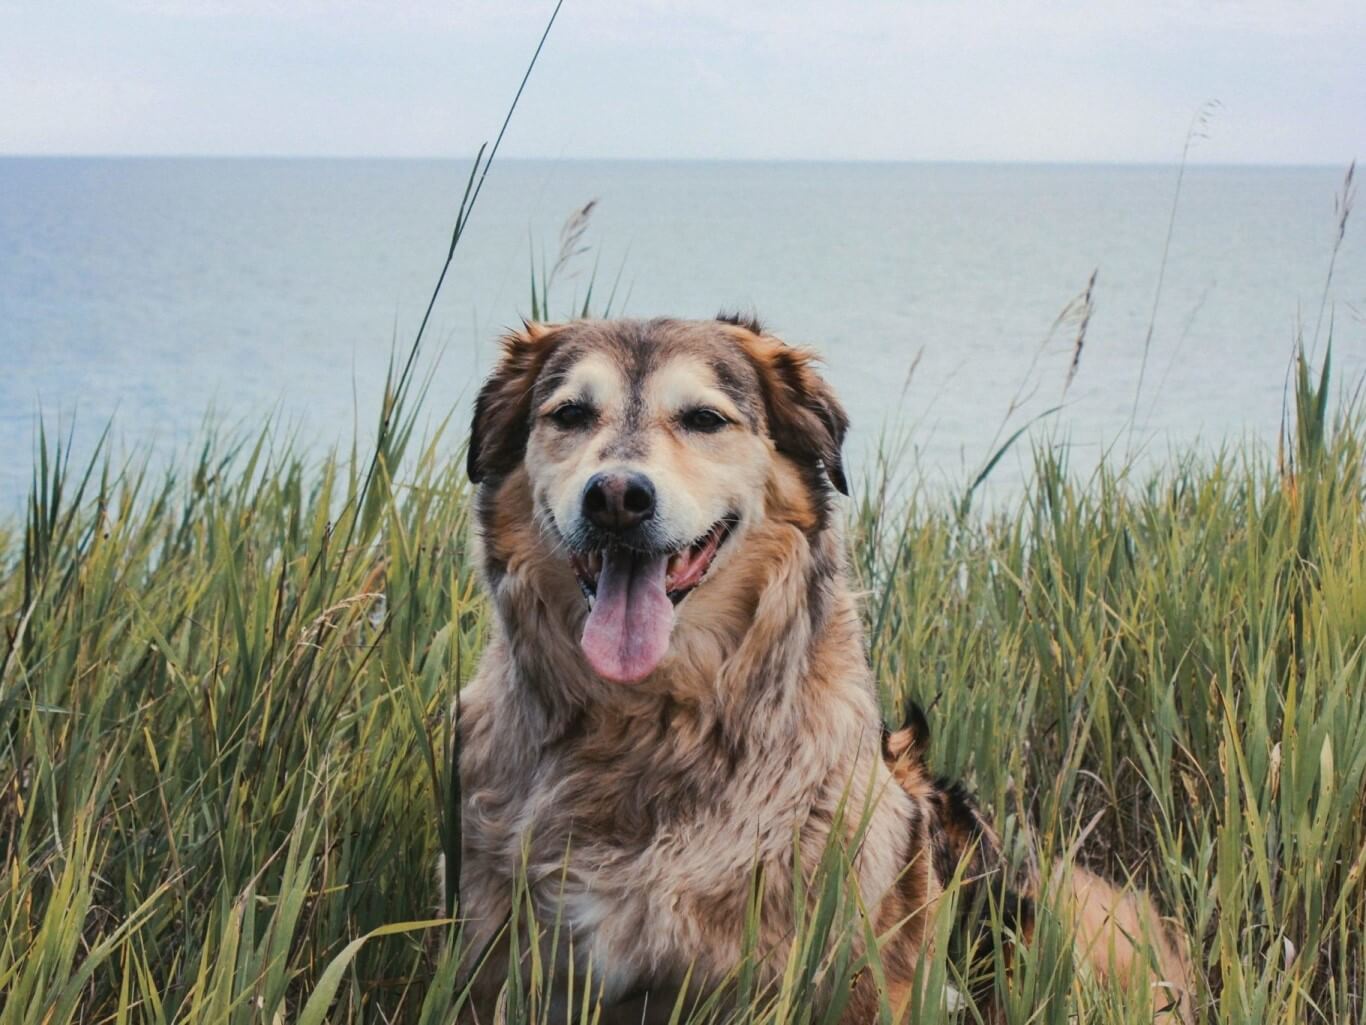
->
(468, 316, 848, 686)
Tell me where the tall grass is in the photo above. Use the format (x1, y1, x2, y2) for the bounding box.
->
(2, 136, 1363, 1023)
(3, 332, 1364, 1021)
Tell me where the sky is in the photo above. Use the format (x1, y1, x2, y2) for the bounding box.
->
(2, 0, 1363, 164)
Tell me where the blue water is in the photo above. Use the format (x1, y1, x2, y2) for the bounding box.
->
(2, 158, 1363, 513)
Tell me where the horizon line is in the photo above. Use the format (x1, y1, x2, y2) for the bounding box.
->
(0, 152, 1354, 171)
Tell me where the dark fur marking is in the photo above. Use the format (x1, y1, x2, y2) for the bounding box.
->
(476, 485, 510, 582)
(931, 833, 957, 890)
(933, 778, 988, 843)
(707, 718, 745, 774)
(706, 356, 764, 428)
(716, 310, 765, 336)
(899, 701, 931, 750)
(534, 344, 591, 405)
(655, 697, 679, 740)
(1000, 890, 1034, 934)
(803, 541, 836, 639)
(540, 707, 590, 757)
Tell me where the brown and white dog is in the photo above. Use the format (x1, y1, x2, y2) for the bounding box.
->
(451, 316, 1191, 1022)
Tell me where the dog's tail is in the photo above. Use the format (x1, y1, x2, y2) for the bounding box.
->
(881, 704, 1193, 1023)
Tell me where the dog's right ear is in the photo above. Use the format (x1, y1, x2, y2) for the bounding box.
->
(467, 322, 563, 484)
(731, 327, 850, 496)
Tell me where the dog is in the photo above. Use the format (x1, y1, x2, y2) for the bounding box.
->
(449, 316, 1192, 1022)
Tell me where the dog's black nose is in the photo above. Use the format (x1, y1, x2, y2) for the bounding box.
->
(583, 472, 656, 532)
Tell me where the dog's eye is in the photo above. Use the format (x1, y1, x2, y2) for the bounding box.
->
(681, 408, 729, 433)
(549, 402, 594, 429)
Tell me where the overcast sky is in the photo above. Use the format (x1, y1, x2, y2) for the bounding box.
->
(3, 0, 1363, 164)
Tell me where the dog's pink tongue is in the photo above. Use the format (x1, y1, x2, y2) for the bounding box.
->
(581, 548, 674, 684)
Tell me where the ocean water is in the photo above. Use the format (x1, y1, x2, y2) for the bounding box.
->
(2, 157, 1363, 513)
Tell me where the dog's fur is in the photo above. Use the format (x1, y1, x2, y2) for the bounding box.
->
(451, 317, 1191, 1022)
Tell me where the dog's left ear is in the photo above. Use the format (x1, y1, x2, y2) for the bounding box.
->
(734, 329, 850, 495)
(467, 321, 563, 484)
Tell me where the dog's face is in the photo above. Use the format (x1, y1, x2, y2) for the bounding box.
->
(468, 317, 848, 685)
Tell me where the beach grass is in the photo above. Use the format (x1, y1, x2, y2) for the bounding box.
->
(3, 334, 1365, 1023)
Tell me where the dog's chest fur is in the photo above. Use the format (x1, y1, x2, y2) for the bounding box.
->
(459, 661, 904, 1003)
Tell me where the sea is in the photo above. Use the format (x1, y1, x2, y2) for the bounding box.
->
(2, 157, 1363, 515)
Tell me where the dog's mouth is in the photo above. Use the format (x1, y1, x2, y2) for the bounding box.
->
(571, 518, 734, 606)
(569, 518, 735, 685)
